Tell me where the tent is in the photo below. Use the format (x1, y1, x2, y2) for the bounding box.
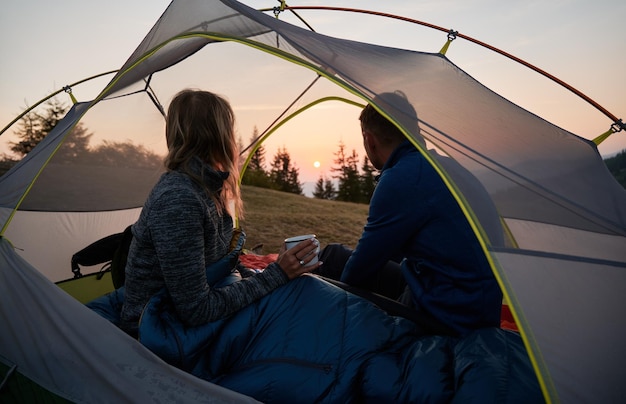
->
(1, 0, 625, 402)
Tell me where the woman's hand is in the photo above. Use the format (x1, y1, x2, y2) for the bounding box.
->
(275, 238, 322, 280)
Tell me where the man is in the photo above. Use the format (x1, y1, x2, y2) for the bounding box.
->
(319, 91, 503, 337)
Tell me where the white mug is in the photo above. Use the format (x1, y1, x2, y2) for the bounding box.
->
(284, 234, 320, 267)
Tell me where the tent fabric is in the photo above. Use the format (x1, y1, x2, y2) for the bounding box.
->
(0, 236, 540, 402)
(2, 209, 142, 281)
(0, 103, 90, 225)
(1, 0, 625, 402)
(495, 249, 626, 403)
(0, 238, 258, 403)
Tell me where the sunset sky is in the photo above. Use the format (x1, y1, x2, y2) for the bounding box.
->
(1, 0, 625, 189)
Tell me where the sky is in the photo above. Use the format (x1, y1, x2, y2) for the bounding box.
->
(1, 0, 625, 188)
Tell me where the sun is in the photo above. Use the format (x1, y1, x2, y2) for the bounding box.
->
(313, 161, 321, 168)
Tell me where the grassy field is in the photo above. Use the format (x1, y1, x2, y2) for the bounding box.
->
(238, 185, 369, 255)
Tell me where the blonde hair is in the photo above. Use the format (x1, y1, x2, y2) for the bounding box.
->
(165, 89, 243, 219)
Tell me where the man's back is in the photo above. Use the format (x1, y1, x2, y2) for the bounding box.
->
(343, 141, 502, 335)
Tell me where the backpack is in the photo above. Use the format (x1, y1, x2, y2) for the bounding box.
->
(71, 225, 133, 289)
(71, 226, 246, 289)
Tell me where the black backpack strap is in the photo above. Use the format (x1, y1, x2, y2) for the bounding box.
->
(70, 225, 134, 281)
(71, 231, 126, 279)
(110, 225, 134, 289)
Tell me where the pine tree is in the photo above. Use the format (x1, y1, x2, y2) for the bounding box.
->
(242, 127, 273, 188)
(331, 142, 347, 198)
(313, 174, 336, 200)
(269, 147, 303, 195)
(247, 127, 266, 172)
(10, 98, 92, 160)
(56, 121, 92, 162)
(332, 142, 362, 203)
(313, 176, 325, 198)
(10, 108, 44, 157)
(324, 177, 336, 199)
(360, 156, 377, 203)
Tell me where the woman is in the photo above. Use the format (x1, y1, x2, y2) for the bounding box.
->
(119, 89, 320, 337)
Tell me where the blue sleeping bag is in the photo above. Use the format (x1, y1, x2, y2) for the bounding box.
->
(137, 275, 542, 403)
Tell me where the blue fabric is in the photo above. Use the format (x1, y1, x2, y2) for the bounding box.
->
(138, 275, 541, 403)
(86, 286, 125, 326)
(341, 141, 502, 336)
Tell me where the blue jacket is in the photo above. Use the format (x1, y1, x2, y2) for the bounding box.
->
(341, 141, 502, 336)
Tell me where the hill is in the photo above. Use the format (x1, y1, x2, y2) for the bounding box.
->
(239, 185, 369, 255)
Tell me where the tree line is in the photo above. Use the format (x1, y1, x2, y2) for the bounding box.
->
(241, 127, 377, 203)
(0, 98, 162, 174)
(0, 99, 378, 204)
(2, 98, 624, 202)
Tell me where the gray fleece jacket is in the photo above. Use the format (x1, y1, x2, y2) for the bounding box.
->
(120, 158, 288, 337)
